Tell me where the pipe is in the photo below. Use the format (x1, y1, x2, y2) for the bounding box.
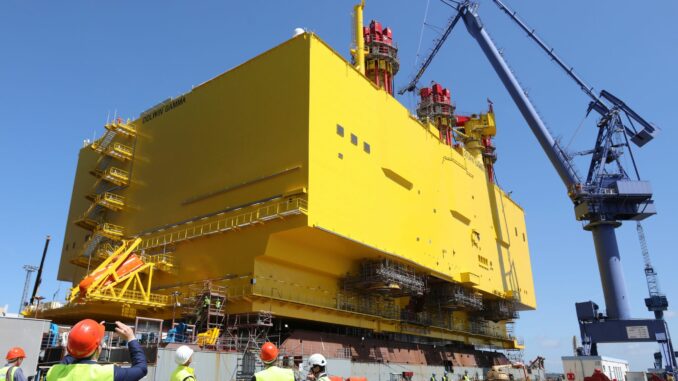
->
(354, 1, 365, 74)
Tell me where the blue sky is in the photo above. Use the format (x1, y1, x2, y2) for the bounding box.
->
(1, 0, 676, 372)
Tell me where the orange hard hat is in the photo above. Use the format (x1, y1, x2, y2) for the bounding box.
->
(6, 347, 26, 361)
(260, 342, 279, 363)
(67, 319, 105, 359)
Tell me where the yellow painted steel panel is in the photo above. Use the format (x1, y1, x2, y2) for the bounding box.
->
(305, 36, 535, 308)
(55, 33, 536, 348)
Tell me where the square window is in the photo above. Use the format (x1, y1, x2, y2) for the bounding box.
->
(363, 142, 371, 153)
(338, 153, 343, 159)
(336, 124, 344, 137)
(350, 133, 358, 145)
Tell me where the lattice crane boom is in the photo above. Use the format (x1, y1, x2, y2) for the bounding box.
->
(398, 8, 464, 95)
(637, 221, 669, 318)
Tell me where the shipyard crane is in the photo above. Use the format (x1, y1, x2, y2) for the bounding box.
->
(400, 0, 675, 375)
(637, 222, 669, 320)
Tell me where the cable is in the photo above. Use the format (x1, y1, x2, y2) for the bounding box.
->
(565, 112, 589, 151)
(414, 0, 432, 68)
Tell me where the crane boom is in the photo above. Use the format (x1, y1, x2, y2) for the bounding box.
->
(637, 221, 661, 297)
(636, 221, 669, 319)
(490, 0, 604, 109)
(458, 5, 580, 189)
(398, 10, 463, 95)
(490, 0, 659, 147)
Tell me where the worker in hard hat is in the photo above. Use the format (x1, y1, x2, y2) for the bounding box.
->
(252, 342, 295, 381)
(306, 353, 329, 381)
(171, 345, 196, 381)
(430, 373, 437, 381)
(1, 347, 27, 381)
(442, 372, 449, 381)
(463, 371, 470, 381)
(46, 319, 147, 381)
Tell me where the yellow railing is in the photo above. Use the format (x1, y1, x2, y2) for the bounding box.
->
(97, 192, 125, 210)
(105, 120, 136, 136)
(89, 288, 169, 307)
(141, 253, 175, 272)
(138, 197, 307, 250)
(106, 143, 133, 160)
(95, 167, 129, 186)
(98, 223, 125, 239)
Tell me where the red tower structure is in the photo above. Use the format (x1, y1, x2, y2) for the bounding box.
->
(363, 20, 399, 95)
(416, 83, 455, 145)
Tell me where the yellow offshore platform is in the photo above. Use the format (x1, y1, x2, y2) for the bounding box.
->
(45, 5, 536, 351)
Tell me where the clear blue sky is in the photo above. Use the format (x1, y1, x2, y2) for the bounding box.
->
(1, 0, 676, 372)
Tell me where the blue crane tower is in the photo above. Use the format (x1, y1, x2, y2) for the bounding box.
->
(400, 0, 675, 376)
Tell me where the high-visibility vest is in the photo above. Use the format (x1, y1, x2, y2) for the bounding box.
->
(46, 363, 114, 381)
(171, 365, 196, 381)
(430, 376, 436, 381)
(442, 375, 448, 381)
(254, 366, 295, 381)
(0, 366, 17, 381)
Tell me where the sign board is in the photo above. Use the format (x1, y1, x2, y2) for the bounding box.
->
(626, 325, 650, 339)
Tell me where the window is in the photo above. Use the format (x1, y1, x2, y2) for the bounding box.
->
(336, 124, 344, 137)
(363, 142, 371, 153)
(350, 133, 358, 145)
(338, 153, 343, 159)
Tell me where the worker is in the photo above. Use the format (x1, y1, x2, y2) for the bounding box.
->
(442, 372, 449, 381)
(171, 345, 196, 381)
(306, 353, 328, 381)
(252, 342, 294, 381)
(215, 298, 222, 311)
(430, 373, 437, 381)
(46, 319, 147, 381)
(463, 371, 470, 381)
(1, 347, 27, 381)
(203, 295, 211, 309)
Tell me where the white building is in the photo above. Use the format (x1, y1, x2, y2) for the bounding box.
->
(562, 356, 630, 381)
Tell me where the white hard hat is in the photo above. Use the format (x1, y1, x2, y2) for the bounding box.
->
(175, 345, 194, 365)
(308, 353, 327, 367)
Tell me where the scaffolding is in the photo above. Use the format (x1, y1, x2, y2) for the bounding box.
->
(342, 259, 425, 297)
(336, 292, 400, 320)
(429, 283, 483, 311)
(222, 311, 274, 353)
(479, 299, 519, 322)
(184, 281, 227, 335)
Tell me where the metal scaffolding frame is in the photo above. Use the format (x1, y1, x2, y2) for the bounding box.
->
(429, 283, 483, 311)
(341, 259, 426, 297)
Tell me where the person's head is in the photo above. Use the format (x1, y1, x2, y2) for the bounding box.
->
(5, 347, 26, 366)
(260, 342, 279, 366)
(308, 353, 327, 375)
(67, 319, 105, 360)
(175, 345, 194, 366)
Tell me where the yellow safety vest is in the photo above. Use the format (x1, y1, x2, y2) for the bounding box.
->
(46, 363, 114, 381)
(0, 366, 17, 381)
(171, 365, 196, 381)
(254, 366, 295, 381)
